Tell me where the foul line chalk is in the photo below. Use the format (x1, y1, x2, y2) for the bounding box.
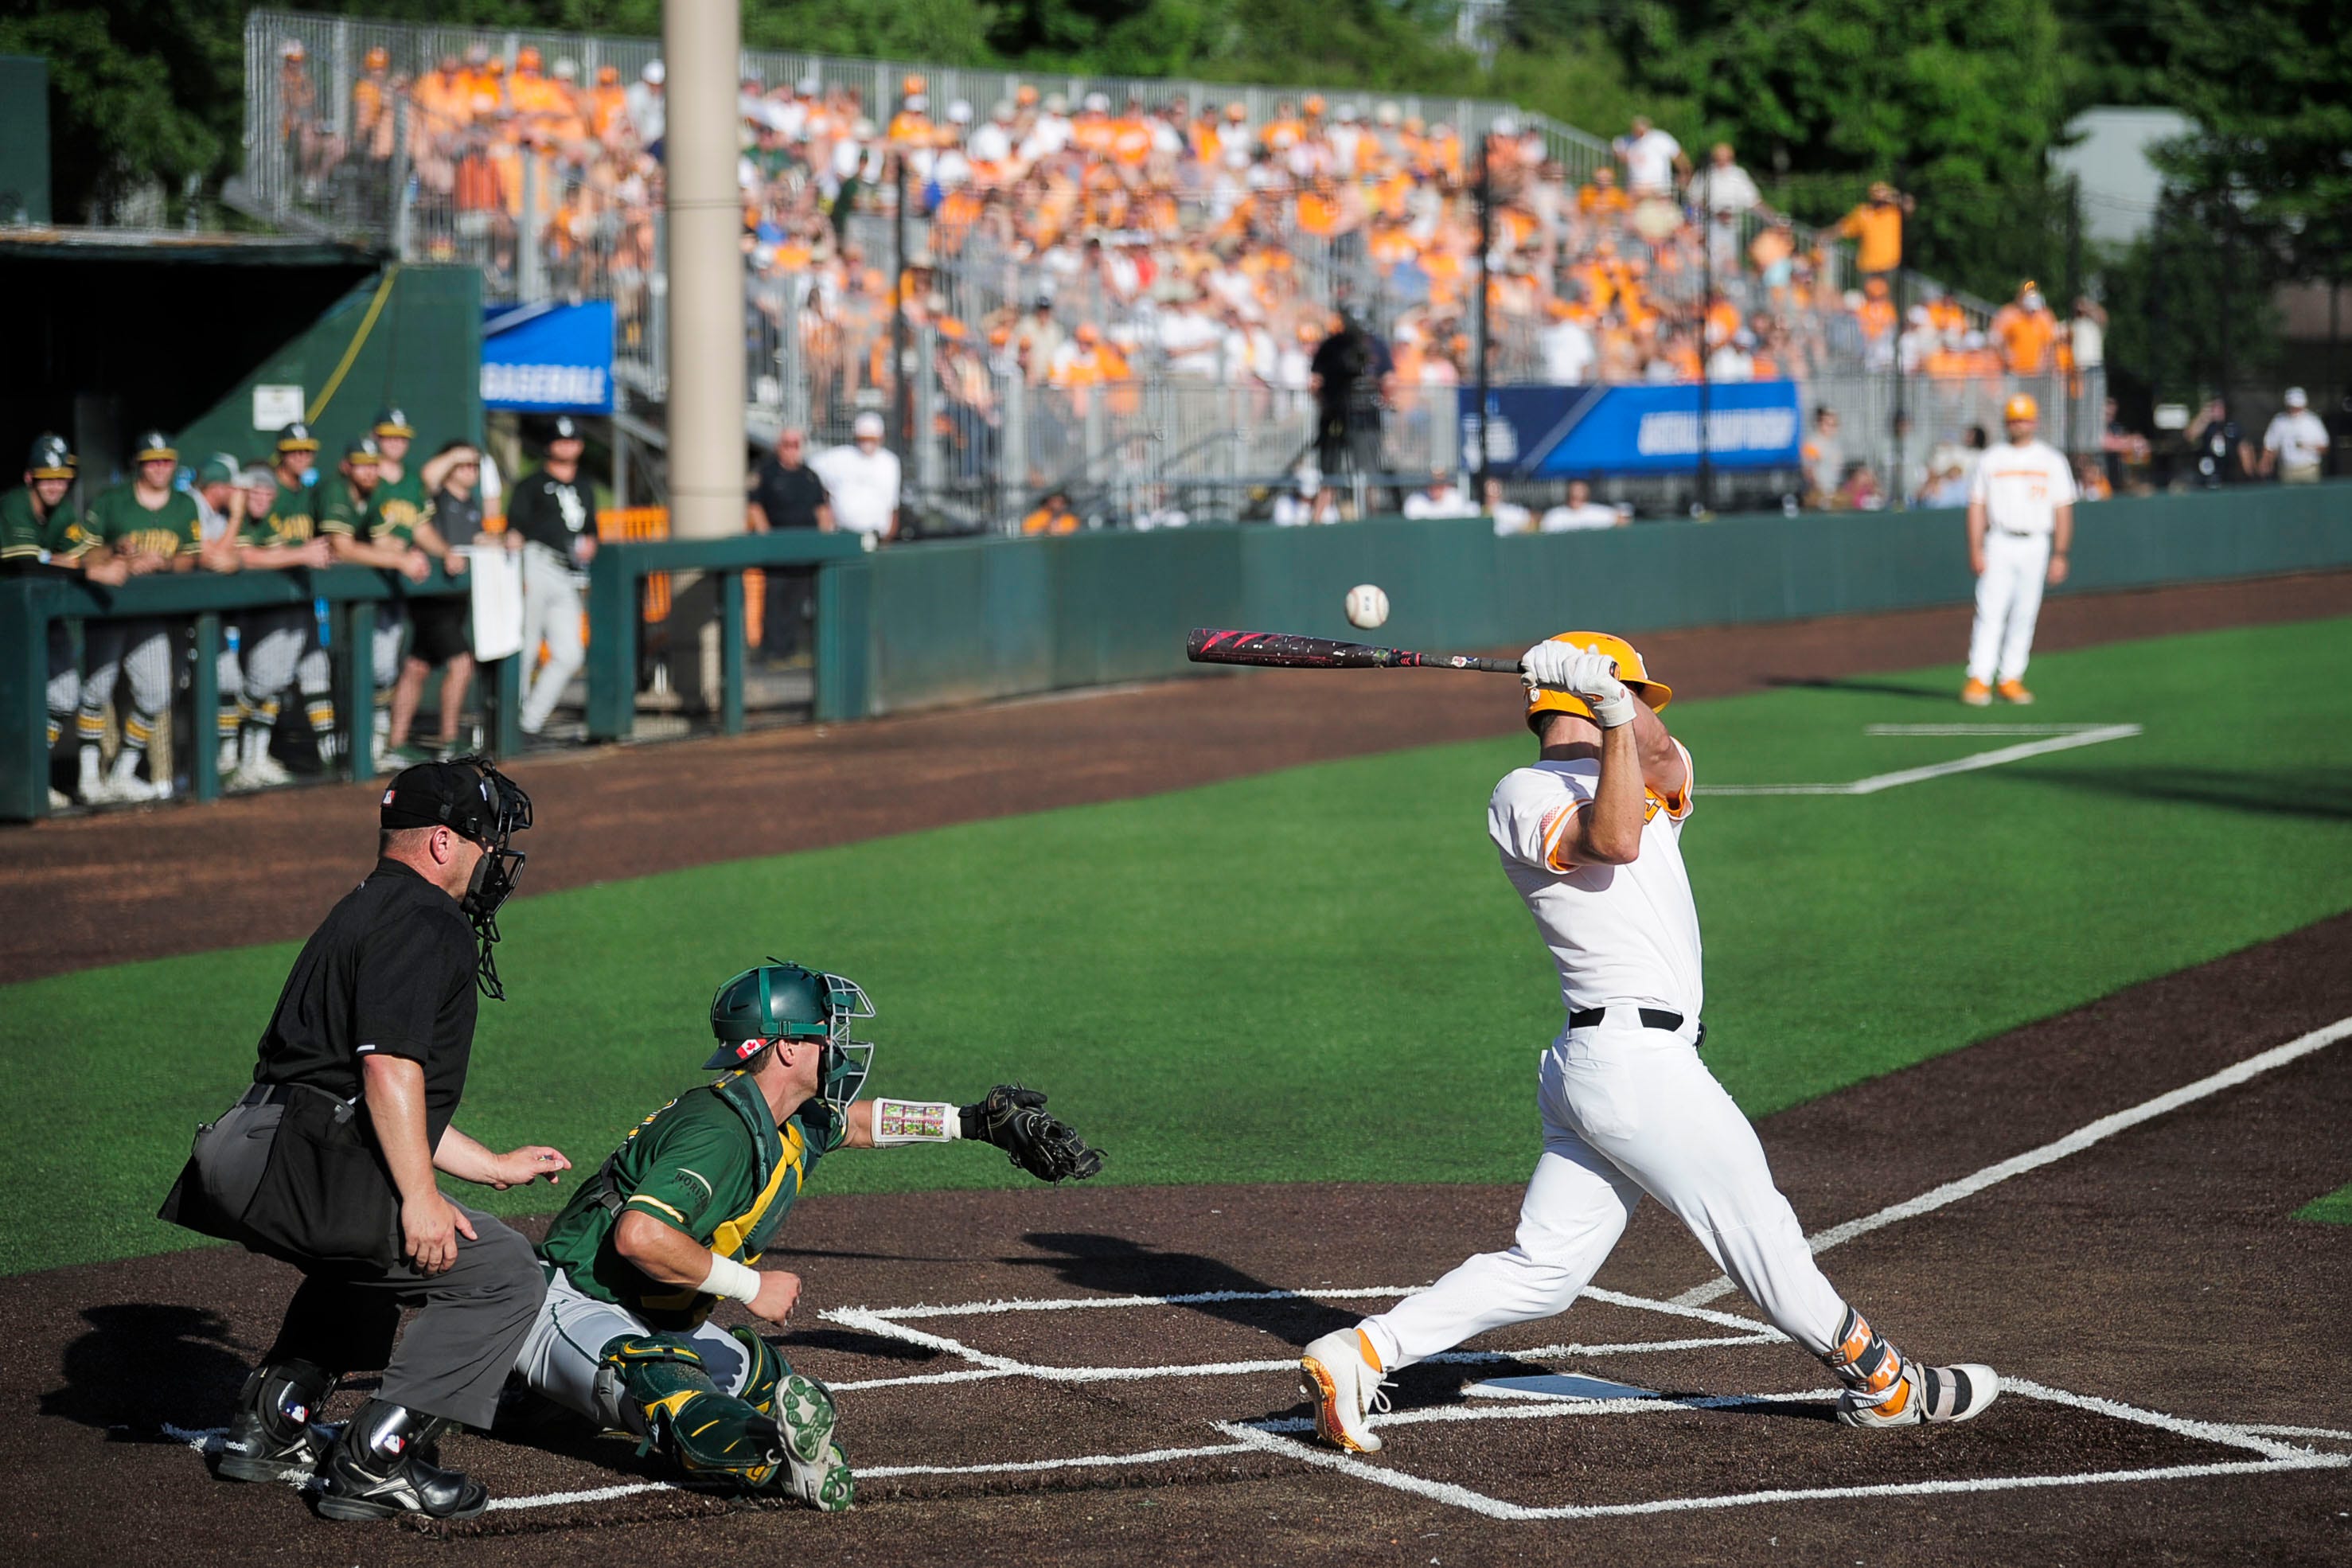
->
(855, 1285, 1423, 1321)
(1702, 723, 2140, 795)
(1673, 1012, 2352, 1308)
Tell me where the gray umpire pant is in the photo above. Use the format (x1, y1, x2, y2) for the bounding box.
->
(265, 1199, 547, 1430)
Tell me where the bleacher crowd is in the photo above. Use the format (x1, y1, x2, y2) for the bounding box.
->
(316, 44, 2110, 468)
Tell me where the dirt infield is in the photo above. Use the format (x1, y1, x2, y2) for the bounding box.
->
(5, 569, 2350, 986)
(9, 912, 2350, 1566)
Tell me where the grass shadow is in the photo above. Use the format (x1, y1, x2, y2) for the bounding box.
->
(1997, 765, 2352, 822)
(1764, 676, 1959, 702)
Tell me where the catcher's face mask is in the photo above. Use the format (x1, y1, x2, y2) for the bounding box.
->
(815, 972, 876, 1115)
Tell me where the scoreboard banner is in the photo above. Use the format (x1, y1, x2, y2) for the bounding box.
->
(1472, 381, 1803, 477)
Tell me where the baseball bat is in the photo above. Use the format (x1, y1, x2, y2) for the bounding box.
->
(1186, 628, 1522, 674)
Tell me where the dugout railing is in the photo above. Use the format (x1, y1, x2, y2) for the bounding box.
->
(581, 530, 872, 743)
(0, 566, 500, 824)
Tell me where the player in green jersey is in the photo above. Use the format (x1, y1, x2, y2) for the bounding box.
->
(224, 434, 341, 787)
(2, 435, 128, 809)
(513, 961, 1104, 1509)
(74, 431, 240, 802)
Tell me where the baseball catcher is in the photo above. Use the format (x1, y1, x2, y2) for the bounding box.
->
(509, 960, 1103, 1509)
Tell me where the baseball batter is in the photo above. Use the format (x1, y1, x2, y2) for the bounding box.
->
(509, 961, 1104, 1510)
(1300, 634, 1998, 1453)
(1962, 393, 2074, 706)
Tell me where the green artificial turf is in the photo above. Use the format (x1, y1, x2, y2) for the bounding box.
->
(3, 615, 2348, 1276)
(2295, 1182, 2352, 1225)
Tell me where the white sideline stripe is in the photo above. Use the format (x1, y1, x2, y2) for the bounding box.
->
(861, 1441, 1254, 1480)
(858, 1285, 1424, 1321)
(1865, 723, 2117, 735)
(1700, 723, 2140, 795)
(2239, 1424, 2352, 1442)
(486, 1480, 673, 1511)
(1672, 1012, 2352, 1308)
(830, 1334, 1782, 1392)
(1999, 1379, 2311, 1462)
(1254, 1388, 1837, 1433)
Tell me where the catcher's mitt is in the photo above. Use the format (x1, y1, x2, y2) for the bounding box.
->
(959, 1084, 1105, 1184)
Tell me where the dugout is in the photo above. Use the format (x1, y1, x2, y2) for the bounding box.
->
(1, 232, 480, 484)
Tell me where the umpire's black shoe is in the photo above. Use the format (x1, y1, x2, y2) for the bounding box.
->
(314, 1398, 488, 1522)
(216, 1359, 333, 1484)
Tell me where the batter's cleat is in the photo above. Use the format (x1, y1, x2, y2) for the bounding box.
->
(1995, 678, 2034, 705)
(1960, 677, 1994, 707)
(314, 1399, 487, 1522)
(1300, 1328, 1392, 1453)
(216, 1359, 333, 1484)
(1837, 1360, 2001, 1428)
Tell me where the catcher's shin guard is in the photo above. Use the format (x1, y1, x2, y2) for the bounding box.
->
(217, 1358, 333, 1484)
(599, 1333, 796, 1488)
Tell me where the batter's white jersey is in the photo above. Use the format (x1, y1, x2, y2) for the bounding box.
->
(1967, 439, 2075, 536)
(1488, 743, 1701, 1022)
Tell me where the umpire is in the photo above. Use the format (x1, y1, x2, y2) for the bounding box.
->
(159, 756, 568, 1522)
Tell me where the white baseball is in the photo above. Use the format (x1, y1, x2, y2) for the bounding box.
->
(1344, 583, 1390, 630)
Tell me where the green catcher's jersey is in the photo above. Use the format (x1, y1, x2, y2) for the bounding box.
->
(539, 1069, 846, 1328)
(84, 483, 201, 562)
(372, 470, 428, 547)
(241, 481, 318, 548)
(316, 478, 378, 540)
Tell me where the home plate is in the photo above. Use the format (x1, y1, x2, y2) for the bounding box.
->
(1465, 1374, 1657, 1402)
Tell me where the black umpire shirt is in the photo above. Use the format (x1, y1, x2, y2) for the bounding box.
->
(751, 456, 829, 531)
(505, 466, 594, 559)
(255, 859, 480, 1149)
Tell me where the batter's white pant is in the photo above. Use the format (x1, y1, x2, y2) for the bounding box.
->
(517, 543, 585, 731)
(1360, 1020, 1849, 1370)
(1966, 531, 2052, 686)
(514, 1267, 755, 1428)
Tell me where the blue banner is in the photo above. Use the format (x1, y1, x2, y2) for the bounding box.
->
(481, 301, 614, 413)
(1474, 381, 1803, 478)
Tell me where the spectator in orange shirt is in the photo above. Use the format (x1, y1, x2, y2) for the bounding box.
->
(1021, 490, 1079, 534)
(1835, 181, 1913, 276)
(1990, 280, 2059, 375)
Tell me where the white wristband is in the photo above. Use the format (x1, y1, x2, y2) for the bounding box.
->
(872, 1098, 961, 1145)
(700, 1252, 762, 1303)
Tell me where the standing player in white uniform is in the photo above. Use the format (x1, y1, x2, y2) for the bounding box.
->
(1299, 633, 1999, 1453)
(1962, 394, 2075, 706)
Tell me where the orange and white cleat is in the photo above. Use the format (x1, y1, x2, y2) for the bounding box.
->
(1828, 1309, 1999, 1428)
(1960, 677, 1993, 707)
(1995, 679, 2034, 704)
(1300, 1328, 1392, 1453)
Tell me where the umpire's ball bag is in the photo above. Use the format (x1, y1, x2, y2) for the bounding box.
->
(159, 1085, 402, 1270)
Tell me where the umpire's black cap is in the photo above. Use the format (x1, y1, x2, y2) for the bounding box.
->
(381, 760, 509, 848)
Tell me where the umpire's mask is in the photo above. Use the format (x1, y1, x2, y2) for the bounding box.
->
(380, 755, 533, 1000)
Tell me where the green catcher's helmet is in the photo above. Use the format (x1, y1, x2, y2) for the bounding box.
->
(704, 959, 876, 1111)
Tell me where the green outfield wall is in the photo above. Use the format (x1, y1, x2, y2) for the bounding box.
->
(825, 484, 2352, 718)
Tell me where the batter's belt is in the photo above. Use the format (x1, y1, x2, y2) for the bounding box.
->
(1568, 1006, 1701, 1043)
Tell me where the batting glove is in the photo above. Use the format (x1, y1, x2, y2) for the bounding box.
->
(1564, 651, 1636, 727)
(1520, 641, 1582, 690)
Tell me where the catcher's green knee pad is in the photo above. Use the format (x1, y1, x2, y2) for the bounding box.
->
(730, 1327, 852, 1509)
(598, 1333, 789, 1487)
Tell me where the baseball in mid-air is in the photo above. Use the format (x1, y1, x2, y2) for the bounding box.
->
(1344, 583, 1390, 630)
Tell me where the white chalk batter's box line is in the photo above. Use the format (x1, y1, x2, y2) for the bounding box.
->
(805, 1281, 2350, 1522)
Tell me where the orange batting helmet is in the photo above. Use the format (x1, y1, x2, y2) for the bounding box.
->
(2003, 393, 2038, 423)
(1525, 630, 1671, 734)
